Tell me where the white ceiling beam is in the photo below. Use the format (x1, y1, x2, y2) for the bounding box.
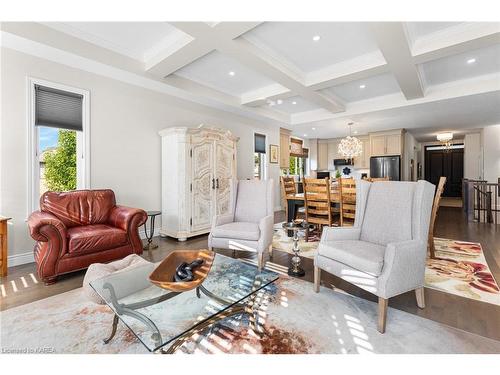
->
(162, 75, 291, 123)
(170, 22, 345, 113)
(291, 72, 500, 125)
(145, 38, 213, 78)
(219, 37, 345, 113)
(371, 22, 425, 100)
(145, 22, 261, 78)
(306, 52, 389, 90)
(240, 83, 291, 106)
(412, 23, 500, 64)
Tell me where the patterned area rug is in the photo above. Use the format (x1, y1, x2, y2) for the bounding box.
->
(1, 254, 500, 354)
(272, 225, 500, 306)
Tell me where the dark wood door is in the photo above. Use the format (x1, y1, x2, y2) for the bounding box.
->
(425, 146, 464, 197)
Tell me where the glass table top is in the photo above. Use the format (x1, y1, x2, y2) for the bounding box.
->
(90, 253, 279, 352)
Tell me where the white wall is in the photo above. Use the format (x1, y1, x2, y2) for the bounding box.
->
(0, 47, 282, 261)
(403, 132, 417, 181)
(464, 132, 482, 180)
(483, 124, 500, 183)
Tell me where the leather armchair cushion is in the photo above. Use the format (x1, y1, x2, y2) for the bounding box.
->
(211, 222, 260, 241)
(67, 224, 127, 255)
(41, 189, 116, 227)
(318, 240, 386, 276)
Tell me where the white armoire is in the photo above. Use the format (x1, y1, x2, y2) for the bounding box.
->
(158, 127, 238, 241)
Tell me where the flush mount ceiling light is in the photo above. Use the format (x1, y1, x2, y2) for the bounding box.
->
(467, 58, 476, 64)
(292, 101, 297, 105)
(303, 134, 308, 137)
(338, 122, 363, 159)
(359, 84, 366, 89)
(312, 127, 316, 130)
(276, 99, 283, 105)
(437, 132, 453, 151)
(228, 71, 235, 76)
(312, 35, 321, 41)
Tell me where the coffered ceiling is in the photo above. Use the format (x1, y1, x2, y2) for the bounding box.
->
(1, 21, 499, 139)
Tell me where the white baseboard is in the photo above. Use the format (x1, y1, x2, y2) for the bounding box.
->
(8, 251, 35, 267)
(274, 206, 284, 212)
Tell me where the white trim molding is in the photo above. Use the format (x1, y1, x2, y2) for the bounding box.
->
(26, 77, 91, 216)
(8, 251, 35, 267)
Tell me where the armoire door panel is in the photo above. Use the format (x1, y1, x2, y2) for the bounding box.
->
(191, 140, 214, 232)
(215, 141, 234, 216)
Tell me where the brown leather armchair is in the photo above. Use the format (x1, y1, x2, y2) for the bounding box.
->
(27, 189, 147, 284)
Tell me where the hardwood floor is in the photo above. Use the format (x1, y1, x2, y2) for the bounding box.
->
(1, 207, 499, 342)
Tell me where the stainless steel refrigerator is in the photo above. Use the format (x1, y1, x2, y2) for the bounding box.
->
(370, 156, 401, 181)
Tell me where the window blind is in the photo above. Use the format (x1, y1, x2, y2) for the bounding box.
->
(290, 138, 304, 157)
(35, 85, 83, 131)
(254, 133, 266, 154)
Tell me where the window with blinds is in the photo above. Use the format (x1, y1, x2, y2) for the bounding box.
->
(254, 133, 266, 154)
(35, 85, 83, 131)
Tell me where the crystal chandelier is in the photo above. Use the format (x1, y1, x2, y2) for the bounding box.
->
(338, 122, 363, 159)
(436, 132, 453, 151)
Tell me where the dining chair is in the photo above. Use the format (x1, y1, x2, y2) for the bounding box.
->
(303, 178, 332, 240)
(340, 178, 356, 226)
(428, 176, 447, 259)
(281, 176, 304, 221)
(330, 178, 342, 226)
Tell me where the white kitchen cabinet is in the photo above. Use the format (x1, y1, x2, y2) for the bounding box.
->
(370, 130, 404, 157)
(318, 141, 328, 170)
(327, 140, 340, 170)
(159, 127, 238, 241)
(354, 137, 370, 169)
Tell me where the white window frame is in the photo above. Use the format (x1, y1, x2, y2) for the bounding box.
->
(27, 77, 90, 214)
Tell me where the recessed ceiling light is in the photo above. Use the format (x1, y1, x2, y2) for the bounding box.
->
(303, 134, 308, 137)
(467, 58, 476, 64)
(228, 71, 235, 76)
(312, 127, 316, 130)
(292, 101, 297, 105)
(312, 35, 321, 42)
(277, 99, 283, 105)
(354, 130, 358, 134)
(359, 84, 366, 89)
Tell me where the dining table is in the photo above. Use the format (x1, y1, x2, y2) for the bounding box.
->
(285, 193, 305, 223)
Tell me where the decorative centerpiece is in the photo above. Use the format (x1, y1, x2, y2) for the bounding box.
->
(282, 221, 312, 277)
(149, 250, 215, 292)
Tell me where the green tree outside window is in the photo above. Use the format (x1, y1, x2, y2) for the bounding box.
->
(44, 130, 77, 191)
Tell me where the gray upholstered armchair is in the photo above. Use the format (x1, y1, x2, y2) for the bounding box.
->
(314, 180, 435, 333)
(208, 179, 274, 270)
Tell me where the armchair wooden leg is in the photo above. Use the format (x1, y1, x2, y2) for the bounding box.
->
(268, 244, 273, 259)
(313, 266, 321, 293)
(257, 251, 264, 271)
(415, 287, 426, 309)
(378, 297, 388, 334)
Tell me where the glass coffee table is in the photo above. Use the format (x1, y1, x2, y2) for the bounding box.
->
(90, 253, 279, 353)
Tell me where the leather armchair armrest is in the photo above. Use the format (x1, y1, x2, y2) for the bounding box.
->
(27, 211, 67, 242)
(108, 206, 147, 254)
(108, 205, 147, 232)
(320, 226, 361, 242)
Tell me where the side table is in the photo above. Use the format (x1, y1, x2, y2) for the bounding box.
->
(0, 217, 11, 277)
(143, 211, 161, 250)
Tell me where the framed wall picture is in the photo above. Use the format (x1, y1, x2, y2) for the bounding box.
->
(269, 144, 279, 164)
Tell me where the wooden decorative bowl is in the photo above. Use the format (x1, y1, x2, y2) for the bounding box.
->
(149, 250, 215, 292)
